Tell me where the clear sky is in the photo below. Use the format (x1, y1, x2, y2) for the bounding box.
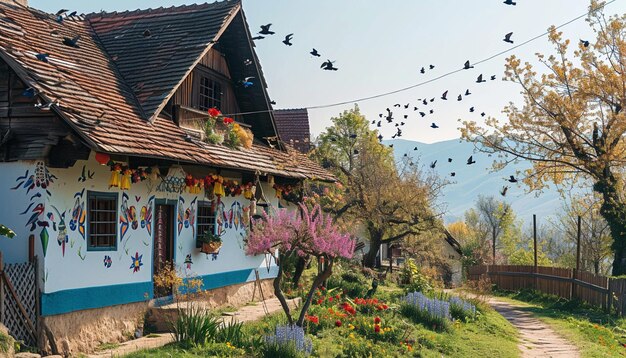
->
(30, 0, 626, 143)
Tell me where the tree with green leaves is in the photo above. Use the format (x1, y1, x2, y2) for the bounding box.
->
(311, 106, 443, 267)
(462, 2, 626, 274)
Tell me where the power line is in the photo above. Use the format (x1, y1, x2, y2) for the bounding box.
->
(192, 0, 619, 119)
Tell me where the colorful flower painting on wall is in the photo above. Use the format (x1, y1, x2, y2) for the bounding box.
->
(216, 201, 244, 233)
(69, 189, 86, 240)
(120, 193, 139, 241)
(130, 252, 143, 273)
(184, 254, 193, 270)
(103, 255, 112, 268)
(51, 206, 68, 256)
(140, 195, 154, 236)
(177, 196, 196, 237)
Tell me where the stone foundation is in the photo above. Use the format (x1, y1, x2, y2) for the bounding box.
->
(39, 278, 275, 356)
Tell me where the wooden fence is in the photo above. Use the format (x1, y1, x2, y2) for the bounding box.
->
(468, 265, 626, 316)
(0, 252, 38, 347)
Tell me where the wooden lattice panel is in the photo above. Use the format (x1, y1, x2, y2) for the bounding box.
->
(2, 262, 36, 346)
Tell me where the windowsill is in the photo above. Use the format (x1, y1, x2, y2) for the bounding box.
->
(86, 247, 118, 252)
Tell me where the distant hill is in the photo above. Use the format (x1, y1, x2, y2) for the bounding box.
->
(385, 138, 568, 224)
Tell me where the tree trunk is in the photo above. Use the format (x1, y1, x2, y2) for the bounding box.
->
(492, 227, 497, 265)
(363, 233, 381, 268)
(296, 258, 334, 327)
(594, 177, 626, 276)
(273, 252, 294, 326)
(291, 256, 308, 288)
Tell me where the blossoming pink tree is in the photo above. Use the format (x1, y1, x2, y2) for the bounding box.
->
(247, 203, 355, 326)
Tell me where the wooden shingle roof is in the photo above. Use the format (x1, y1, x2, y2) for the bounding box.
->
(0, 1, 333, 181)
(273, 108, 311, 153)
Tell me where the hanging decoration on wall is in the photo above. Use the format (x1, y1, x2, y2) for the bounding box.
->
(184, 254, 193, 270)
(95, 152, 111, 165)
(130, 252, 143, 273)
(69, 189, 86, 239)
(156, 166, 186, 194)
(109, 163, 122, 188)
(177, 196, 185, 235)
(108, 163, 153, 190)
(216, 200, 226, 234)
(103, 255, 112, 268)
(52, 206, 68, 257)
(140, 196, 154, 236)
(273, 183, 301, 203)
(185, 174, 204, 194)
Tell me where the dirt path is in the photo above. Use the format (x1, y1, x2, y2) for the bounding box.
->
(485, 297, 580, 358)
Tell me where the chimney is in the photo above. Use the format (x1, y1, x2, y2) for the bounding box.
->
(0, 0, 27, 7)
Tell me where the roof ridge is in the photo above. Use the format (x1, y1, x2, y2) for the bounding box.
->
(85, 1, 240, 21)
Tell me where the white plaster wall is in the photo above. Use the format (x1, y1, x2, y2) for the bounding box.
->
(40, 152, 279, 295)
(0, 160, 46, 264)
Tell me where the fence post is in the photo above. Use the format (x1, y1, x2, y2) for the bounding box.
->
(571, 216, 581, 301)
(28, 235, 34, 263)
(533, 215, 538, 290)
(607, 279, 614, 314)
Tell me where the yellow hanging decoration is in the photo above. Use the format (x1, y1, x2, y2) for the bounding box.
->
(243, 183, 254, 200)
(109, 164, 122, 188)
(120, 169, 132, 190)
(213, 175, 225, 197)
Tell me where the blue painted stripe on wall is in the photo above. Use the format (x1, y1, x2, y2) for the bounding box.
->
(41, 281, 153, 316)
(41, 266, 279, 316)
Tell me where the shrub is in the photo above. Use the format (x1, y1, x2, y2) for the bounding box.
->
(265, 325, 312, 356)
(261, 340, 305, 358)
(215, 319, 246, 347)
(203, 342, 246, 357)
(400, 259, 435, 294)
(326, 269, 369, 298)
(171, 305, 220, 348)
(448, 296, 477, 322)
(400, 292, 450, 331)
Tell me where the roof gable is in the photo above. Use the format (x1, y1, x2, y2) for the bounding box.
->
(87, 1, 241, 122)
(273, 109, 311, 153)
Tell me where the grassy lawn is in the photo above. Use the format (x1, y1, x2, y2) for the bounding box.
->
(493, 289, 626, 357)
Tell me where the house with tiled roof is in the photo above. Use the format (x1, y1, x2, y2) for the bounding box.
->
(0, 0, 331, 353)
(273, 108, 312, 153)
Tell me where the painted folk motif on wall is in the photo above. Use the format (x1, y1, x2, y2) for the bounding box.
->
(11, 162, 58, 257)
(177, 196, 196, 238)
(120, 194, 154, 242)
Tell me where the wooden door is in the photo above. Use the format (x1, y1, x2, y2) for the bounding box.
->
(153, 204, 174, 297)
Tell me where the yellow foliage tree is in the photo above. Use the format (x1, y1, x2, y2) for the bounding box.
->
(462, 2, 626, 275)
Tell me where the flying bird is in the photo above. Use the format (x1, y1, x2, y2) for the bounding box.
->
(310, 48, 320, 57)
(491, 75, 497, 80)
(457, 94, 462, 101)
(413, 147, 418, 150)
(413, 106, 418, 111)
(404, 103, 410, 109)
(580, 39, 590, 48)
(62, 35, 81, 48)
(422, 99, 428, 106)
(450, 172, 456, 177)
(465, 89, 471, 96)
(35, 53, 49, 62)
(419, 112, 426, 117)
(503, 0, 517, 5)
(508, 175, 518, 183)
(441, 90, 448, 100)
(503, 32, 514, 44)
(242, 77, 255, 88)
(282, 33, 294, 46)
(403, 114, 408, 119)
(429, 64, 435, 69)
(500, 186, 509, 196)
(429, 109, 434, 114)
(481, 112, 486, 117)
(321, 59, 338, 71)
(463, 60, 474, 69)
(349, 134, 357, 139)
(420, 67, 426, 74)
(469, 107, 475, 112)
(251, 35, 265, 40)
(466, 155, 476, 165)
(259, 24, 275, 35)
(430, 123, 439, 129)
(476, 74, 486, 83)
(377, 134, 383, 141)
(430, 160, 437, 168)
(394, 104, 401, 108)
(448, 158, 452, 162)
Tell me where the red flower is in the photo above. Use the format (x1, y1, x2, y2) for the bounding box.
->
(374, 324, 381, 333)
(335, 320, 342, 327)
(208, 107, 221, 117)
(223, 117, 234, 124)
(306, 315, 319, 324)
(328, 297, 334, 302)
(317, 299, 323, 305)
(382, 304, 388, 310)
(374, 316, 381, 324)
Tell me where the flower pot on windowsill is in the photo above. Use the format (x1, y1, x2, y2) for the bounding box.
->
(201, 241, 222, 254)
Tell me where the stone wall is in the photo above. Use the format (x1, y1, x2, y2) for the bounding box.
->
(39, 278, 275, 355)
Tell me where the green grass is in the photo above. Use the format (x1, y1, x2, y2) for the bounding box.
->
(96, 342, 121, 351)
(493, 289, 626, 357)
